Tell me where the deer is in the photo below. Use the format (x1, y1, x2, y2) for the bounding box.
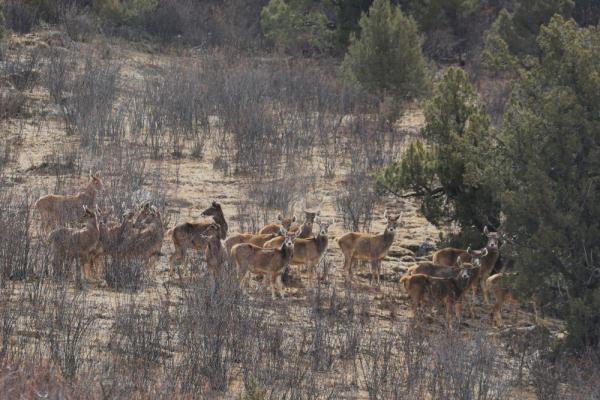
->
(35, 171, 103, 234)
(197, 233, 228, 279)
(400, 266, 479, 328)
(336, 211, 401, 285)
(224, 229, 285, 259)
(200, 201, 228, 239)
(118, 205, 165, 269)
(407, 258, 482, 318)
(231, 230, 297, 299)
(432, 226, 501, 304)
(259, 214, 297, 235)
(48, 205, 100, 285)
(486, 272, 541, 328)
(166, 201, 227, 274)
(291, 210, 319, 238)
(91, 207, 135, 276)
(263, 218, 332, 285)
(166, 221, 221, 276)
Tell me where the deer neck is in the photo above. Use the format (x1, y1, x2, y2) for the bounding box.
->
(81, 184, 97, 203)
(316, 233, 328, 253)
(482, 247, 500, 268)
(212, 211, 228, 238)
(381, 229, 395, 248)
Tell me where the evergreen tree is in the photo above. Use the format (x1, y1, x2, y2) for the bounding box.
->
(483, 0, 574, 72)
(497, 15, 600, 350)
(341, 0, 429, 100)
(260, 0, 334, 53)
(376, 67, 498, 242)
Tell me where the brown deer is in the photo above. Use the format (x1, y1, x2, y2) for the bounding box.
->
(224, 229, 284, 259)
(48, 205, 100, 285)
(259, 214, 297, 235)
(432, 226, 501, 304)
(400, 266, 479, 328)
(200, 201, 228, 239)
(263, 218, 332, 285)
(336, 211, 401, 285)
(166, 201, 227, 274)
(166, 221, 221, 275)
(197, 233, 228, 279)
(91, 207, 135, 275)
(407, 258, 482, 318)
(231, 230, 297, 299)
(121, 205, 165, 268)
(291, 210, 319, 238)
(35, 172, 103, 233)
(486, 272, 540, 328)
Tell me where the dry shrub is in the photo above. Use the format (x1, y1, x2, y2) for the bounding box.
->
(0, 191, 38, 283)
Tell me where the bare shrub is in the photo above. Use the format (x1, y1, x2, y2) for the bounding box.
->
(45, 287, 96, 379)
(1, 47, 41, 92)
(336, 161, 377, 231)
(176, 268, 254, 393)
(109, 295, 172, 383)
(3, 1, 38, 34)
(0, 87, 26, 120)
(60, 52, 123, 148)
(0, 191, 37, 283)
(45, 47, 74, 105)
(0, 285, 17, 358)
(63, 8, 97, 42)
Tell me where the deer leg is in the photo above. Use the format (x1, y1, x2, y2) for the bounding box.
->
(532, 295, 540, 326)
(276, 273, 285, 299)
(270, 273, 277, 299)
(481, 275, 490, 305)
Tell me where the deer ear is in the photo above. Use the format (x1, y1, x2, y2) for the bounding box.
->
(484, 226, 489, 235)
(457, 257, 463, 267)
(277, 214, 282, 221)
(481, 248, 489, 257)
(292, 215, 297, 222)
(383, 210, 388, 219)
(94, 171, 101, 178)
(467, 246, 472, 254)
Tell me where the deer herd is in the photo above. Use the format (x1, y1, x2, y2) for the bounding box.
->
(32, 172, 538, 329)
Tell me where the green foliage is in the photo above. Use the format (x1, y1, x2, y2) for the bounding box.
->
(376, 67, 499, 233)
(260, 0, 335, 53)
(497, 15, 600, 350)
(400, 0, 477, 34)
(336, 0, 373, 48)
(482, 0, 574, 72)
(0, 0, 5, 39)
(92, 0, 158, 26)
(341, 0, 429, 100)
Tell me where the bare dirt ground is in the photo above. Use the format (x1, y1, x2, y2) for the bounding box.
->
(0, 31, 566, 398)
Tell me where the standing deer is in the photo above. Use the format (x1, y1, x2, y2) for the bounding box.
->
(166, 201, 227, 274)
(337, 211, 401, 285)
(91, 207, 135, 276)
(200, 201, 228, 239)
(291, 210, 319, 238)
(224, 229, 284, 259)
(486, 272, 540, 328)
(48, 205, 100, 285)
(124, 205, 165, 269)
(400, 266, 479, 328)
(35, 171, 103, 233)
(231, 230, 297, 299)
(432, 226, 501, 304)
(263, 218, 331, 285)
(406, 258, 482, 318)
(166, 221, 221, 275)
(259, 214, 297, 235)
(197, 233, 228, 279)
